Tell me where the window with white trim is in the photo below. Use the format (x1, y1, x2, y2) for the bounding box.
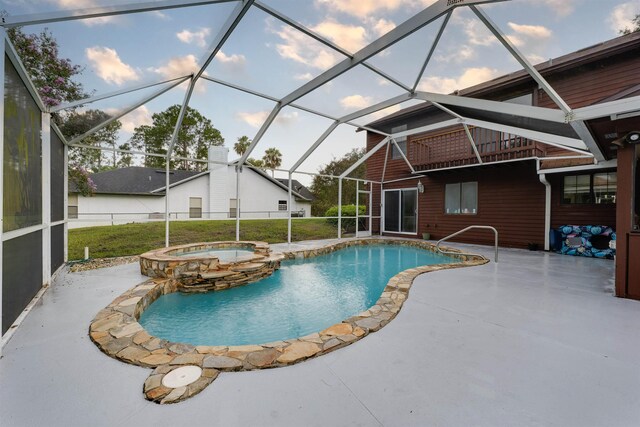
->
(68, 194, 78, 219)
(278, 200, 287, 211)
(189, 197, 202, 219)
(445, 182, 477, 214)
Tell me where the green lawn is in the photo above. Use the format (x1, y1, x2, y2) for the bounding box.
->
(68, 219, 338, 260)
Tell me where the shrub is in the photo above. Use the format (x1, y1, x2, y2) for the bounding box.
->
(324, 204, 366, 232)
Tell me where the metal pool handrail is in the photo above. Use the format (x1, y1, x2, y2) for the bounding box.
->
(435, 225, 498, 262)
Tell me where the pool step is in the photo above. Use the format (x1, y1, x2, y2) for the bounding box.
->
(199, 270, 237, 280)
(229, 262, 266, 273)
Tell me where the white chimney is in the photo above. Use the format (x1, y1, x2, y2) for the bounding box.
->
(208, 145, 228, 170)
(208, 146, 229, 218)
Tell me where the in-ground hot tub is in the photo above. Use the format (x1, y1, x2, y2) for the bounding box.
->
(139, 241, 284, 293)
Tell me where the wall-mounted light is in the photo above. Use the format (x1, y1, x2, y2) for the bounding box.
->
(417, 180, 424, 193)
(626, 131, 640, 144)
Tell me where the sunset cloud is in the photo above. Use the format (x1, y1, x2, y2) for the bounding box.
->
(85, 46, 140, 85)
(418, 67, 500, 94)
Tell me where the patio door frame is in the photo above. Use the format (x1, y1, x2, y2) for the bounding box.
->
(382, 187, 418, 235)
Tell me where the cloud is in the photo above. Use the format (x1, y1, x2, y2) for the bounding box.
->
(85, 47, 140, 85)
(151, 11, 171, 21)
(340, 94, 373, 109)
(608, 1, 640, 33)
(507, 22, 552, 39)
(176, 28, 211, 48)
(215, 51, 247, 72)
(236, 110, 299, 128)
(462, 17, 497, 46)
(105, 105, 152, 133)
(313, 20, 368, 52)
(538, 0, 576, 17)
(272, 24, 341, 69)
(436, 44, 476, 63)
(369, 18, 396, 37)
(151, 55, 200, 78)
(295, 72, 314, 81)
(315, 0, 436, 18)
(269, 16, 396, 70)
(51, 0, 116, 25)
(418, 67, 500, 94)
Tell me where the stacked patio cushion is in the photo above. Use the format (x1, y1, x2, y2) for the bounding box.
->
(551, 225, 616, 259)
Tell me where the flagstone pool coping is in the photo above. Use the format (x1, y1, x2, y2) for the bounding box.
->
(89, 238, 487, 404)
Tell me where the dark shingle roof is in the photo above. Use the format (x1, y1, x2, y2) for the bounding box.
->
(276, 178, 314, 200)
(69, 167, 201, 195)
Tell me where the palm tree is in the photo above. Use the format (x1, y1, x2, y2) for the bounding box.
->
(262, 147, 282, 177)
(233, 135, 251, 156)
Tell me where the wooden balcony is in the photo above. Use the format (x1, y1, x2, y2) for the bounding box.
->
(408, 126, 546, 171)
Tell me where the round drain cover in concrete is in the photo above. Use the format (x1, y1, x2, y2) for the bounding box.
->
(162, 366, 202, 388)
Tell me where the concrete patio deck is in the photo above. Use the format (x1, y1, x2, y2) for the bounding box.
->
(1, 241, 639, 426)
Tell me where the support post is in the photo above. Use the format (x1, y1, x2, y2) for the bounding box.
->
(0, 30, 5, 348)
(164, 159, 170, 247)
(338, 178, 343, 239)
(380, 184, 384, 236)
(355, 180, 359, 238)
(539, 173, 551, 251)
(42, 113, 51, 284)
(287, 172, 292, 244)
(235, 165, 241, 241)
(63, 140, 68, 262)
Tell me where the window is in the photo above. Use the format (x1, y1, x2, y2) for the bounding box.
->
(278, 200, 287, 211)
(593, 172, 617, 204)
(562, 172, 616, 204)
(445, 182, 477, 214)
(229, 199, 237, 218)
(68, 194, 78, 219)
(383, 189, 417, 233)
(189, 197, 202, 218)
(391, 124, 408, 160)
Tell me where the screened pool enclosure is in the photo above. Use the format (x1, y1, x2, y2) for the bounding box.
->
(2, 0, 637, 351)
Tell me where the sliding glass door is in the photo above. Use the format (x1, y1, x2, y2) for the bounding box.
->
(383, 189, 417, 234)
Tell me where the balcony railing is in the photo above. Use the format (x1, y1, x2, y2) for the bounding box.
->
(409, 126, 545, 170)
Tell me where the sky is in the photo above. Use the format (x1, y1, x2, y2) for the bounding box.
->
(1, 0, 639, 185)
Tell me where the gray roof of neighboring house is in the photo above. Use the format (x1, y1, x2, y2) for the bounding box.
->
(69, 166, 313, 201)
(69, 167, 201, 196)
(276, 178, 314, 200)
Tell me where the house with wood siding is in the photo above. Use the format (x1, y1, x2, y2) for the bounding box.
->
(363, 31, 640, 251)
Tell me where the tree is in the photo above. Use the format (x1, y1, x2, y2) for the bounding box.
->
(117, 142, 134, 168)
(262, 147, 282, 177)
(5, 24, 101, 194)
(310, 148, 366, 216)
(7, 27, 87, 108)
(620, 14, 640, 34)
(59, 109, 122, 170)
(234, 135, 251, 156)
(130, 105, 224, 171)
(247, 157, 265, 169)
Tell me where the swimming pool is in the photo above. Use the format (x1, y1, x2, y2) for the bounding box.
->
(139, 244, 458, 346)
(91, 238, 484, 404)
(174, 248, 254, 262)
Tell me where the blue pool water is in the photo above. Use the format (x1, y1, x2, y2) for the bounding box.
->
(174, 248, 254, 261)
(139, 245, 457, 346)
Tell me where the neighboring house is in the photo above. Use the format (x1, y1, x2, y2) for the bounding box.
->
(69, 146, 312, 228)
(364, 31, 640, 250)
